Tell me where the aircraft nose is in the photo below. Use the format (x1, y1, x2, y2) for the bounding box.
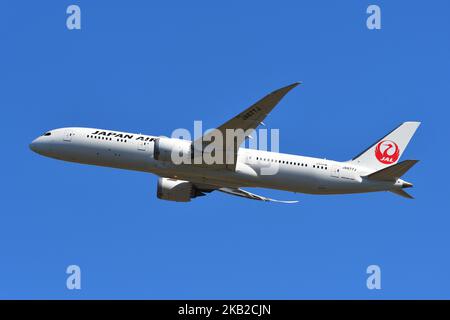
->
(29, 137, 45, 154)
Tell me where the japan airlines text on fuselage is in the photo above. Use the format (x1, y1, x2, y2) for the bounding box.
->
(29, 83, 420, 202)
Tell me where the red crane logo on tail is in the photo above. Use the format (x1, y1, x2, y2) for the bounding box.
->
(375, 140, 400, 164)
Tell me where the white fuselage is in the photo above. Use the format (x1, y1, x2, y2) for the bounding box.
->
(30, 127, 405, 195)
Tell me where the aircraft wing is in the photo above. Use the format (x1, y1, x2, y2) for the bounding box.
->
(193, 82, 300, 170)
(190, 182, 298, 203)
(218, 187, 298, 203)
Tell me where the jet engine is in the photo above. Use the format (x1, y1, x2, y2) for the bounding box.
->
(156, 177, 205, 202)
(153, 137, 192, 164)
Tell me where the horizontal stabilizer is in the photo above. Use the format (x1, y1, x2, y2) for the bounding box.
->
(366, 160, 419, 181)
(390, 189, 414, 199)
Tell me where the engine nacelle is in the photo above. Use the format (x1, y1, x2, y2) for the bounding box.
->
(157, 177, 204, 202)
(153, 137, 192, 164)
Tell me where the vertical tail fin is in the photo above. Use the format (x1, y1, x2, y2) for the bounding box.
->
(350, 121, 420, 171)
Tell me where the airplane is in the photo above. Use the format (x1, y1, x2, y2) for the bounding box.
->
(29, 83, 421, 203)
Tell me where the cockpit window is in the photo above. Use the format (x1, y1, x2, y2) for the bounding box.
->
(43, 132, 51, 136)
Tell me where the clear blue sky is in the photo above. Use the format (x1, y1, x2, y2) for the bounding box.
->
(1, 1, 449, 299)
